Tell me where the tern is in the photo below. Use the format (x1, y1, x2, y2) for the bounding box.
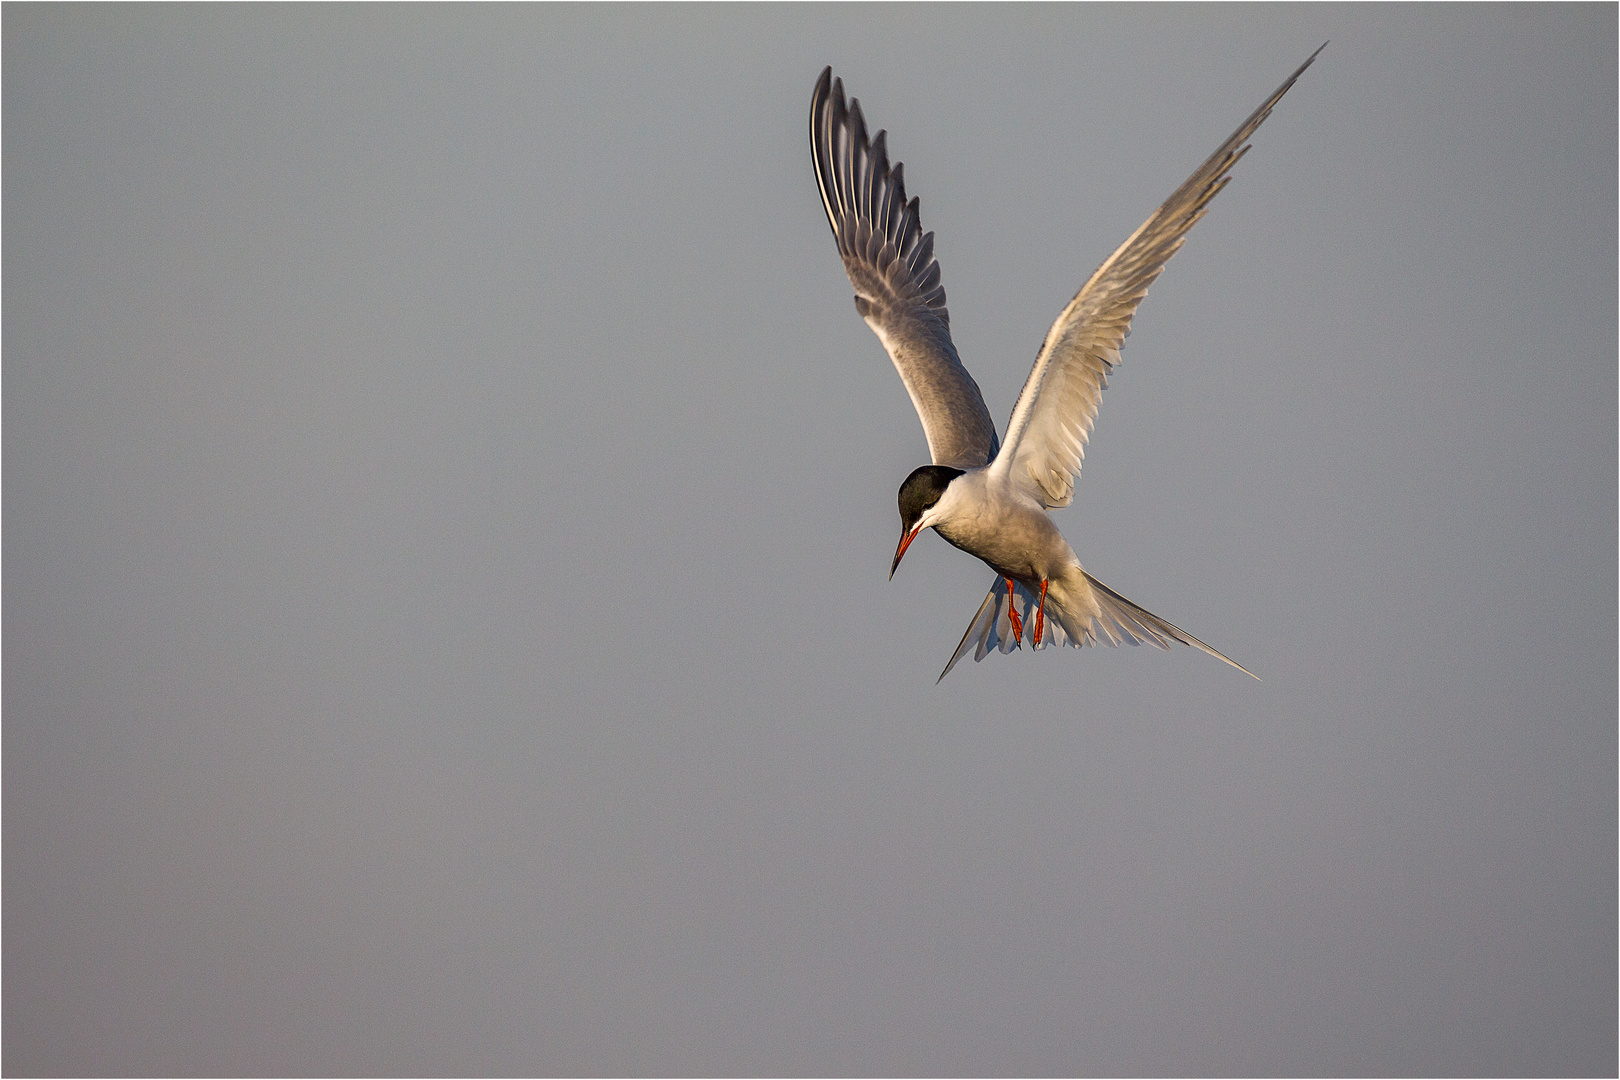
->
(810, 48, 1321, 681)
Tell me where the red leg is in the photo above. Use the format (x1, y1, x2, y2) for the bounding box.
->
(1033, 578, 1049, 646)
(1004, 578, 1025, 643)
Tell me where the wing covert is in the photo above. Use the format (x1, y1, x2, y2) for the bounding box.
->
(810, 68, 1000, 469)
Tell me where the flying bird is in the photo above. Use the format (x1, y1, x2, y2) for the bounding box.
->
(809, 48, 1322, 681)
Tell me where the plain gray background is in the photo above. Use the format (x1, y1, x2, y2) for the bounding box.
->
(6, 4, 1615, 1075)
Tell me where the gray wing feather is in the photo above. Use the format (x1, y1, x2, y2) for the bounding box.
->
(994, 45, 1324, 507)
(811, 68, 1000, 470)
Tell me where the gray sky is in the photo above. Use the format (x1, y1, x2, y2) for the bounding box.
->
(5, 4, 1615, 1075)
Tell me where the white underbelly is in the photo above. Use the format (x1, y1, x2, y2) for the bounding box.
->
(936, 506, 1075, 584)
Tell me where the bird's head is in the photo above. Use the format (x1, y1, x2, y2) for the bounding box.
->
(892, 465, 965, 578)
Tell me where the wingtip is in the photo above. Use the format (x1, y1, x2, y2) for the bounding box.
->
(1296, 42, 1328, 77)
(811, 67, 833, 113)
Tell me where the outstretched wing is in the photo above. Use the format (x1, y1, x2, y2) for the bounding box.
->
(992, 46, 1324, 507)
(810, 67, 1000, 470)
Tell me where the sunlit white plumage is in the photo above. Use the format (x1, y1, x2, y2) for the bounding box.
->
(810, 49, 1322, 680)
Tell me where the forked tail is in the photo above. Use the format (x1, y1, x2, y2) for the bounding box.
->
(938, 570, 1258, 682)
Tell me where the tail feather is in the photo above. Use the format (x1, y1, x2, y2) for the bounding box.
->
(937, 570, 1258, 681)
(938, 579, 1038, 682)
(1082, 572, 1258, 679)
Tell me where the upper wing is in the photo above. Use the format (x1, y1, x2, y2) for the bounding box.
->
(992, 46, 1324, 507)
(810, 68, 999, 470)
